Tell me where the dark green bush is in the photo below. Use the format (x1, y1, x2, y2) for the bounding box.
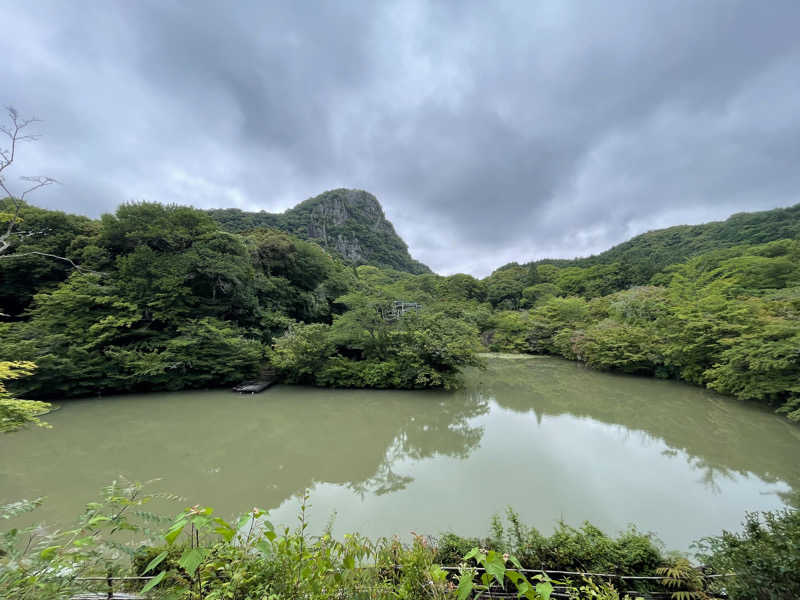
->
(434, 509, 664, 577)
(697, 508, 800, 599)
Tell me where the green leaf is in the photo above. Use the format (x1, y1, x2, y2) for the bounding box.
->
(343, 554, 355, 570)
(212, 517, 236, 542)
(485, 555, 506, 585)
(255, 540, 273, 557)
(463, 547, 480, 561)
(178, 547, 206, 576)
(535, 580, 553, 600)
(141, 570, 166, 593)
(456, 575, 473, 600)
(165, 521, 187, 545)
(505, 569, 522, 585)
(143, 550, 169, 574)
(39, 545, 61, 560)
(73, 536, 94, 548)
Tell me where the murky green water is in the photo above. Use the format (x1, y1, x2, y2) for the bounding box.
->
(2, 355, 798, 551)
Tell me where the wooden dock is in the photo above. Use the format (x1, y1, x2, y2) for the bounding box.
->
(233, 367, 277, 393)
(233, 378, 275, 393)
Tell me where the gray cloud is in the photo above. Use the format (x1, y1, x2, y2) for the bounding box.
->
(2, 0, 799, 276)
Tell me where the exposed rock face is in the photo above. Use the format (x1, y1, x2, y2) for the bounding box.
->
(208, 189, 430, 274)
(307, 189, 386, 231)
(331, 234, 365, 263)
(305, 190, 391, 264)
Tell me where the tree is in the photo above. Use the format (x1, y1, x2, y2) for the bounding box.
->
(0, 107, 58, 258)
(484, 265, 527, 309)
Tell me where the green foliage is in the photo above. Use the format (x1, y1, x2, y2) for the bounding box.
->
(0, 479, 179, 600)
(525, 296, 590, 355)
(0, 199, 96, 316)
(521, 282, 560, 308)
(578, 320, 664, 375)
(437, 273, 487, 302)
(655, 558, 707, 600)
(697, 507, 800, 600)
(485, 264, 528, 309)
(271, 307, 483, 390)
(128, 491, 452, 600)
(456, 547, 557, 600)
(0, 361, 50, 433)
(526, 203, 800, 290)
(486, 311, 530, 352)
(554, 262, 631, 299)
(471, 509, 664, 578)
(485, 241, 800, 418)
(270, 323, 336, 384)
(4, 485, 786, 600)
(0, 202, 363, 398)
(4, 195, 800, 416)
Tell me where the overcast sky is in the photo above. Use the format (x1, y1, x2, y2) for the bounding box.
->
(2, 1, 799, 276)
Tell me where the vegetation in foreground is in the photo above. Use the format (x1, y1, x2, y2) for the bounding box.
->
(3, 481, 797, 600)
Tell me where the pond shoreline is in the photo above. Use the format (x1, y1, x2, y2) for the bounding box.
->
(3, 356, 796, 553)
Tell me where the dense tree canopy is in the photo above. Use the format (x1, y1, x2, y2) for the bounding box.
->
(0, 201, 478, 397)
(484, 239, 800, 420)
(1, 198, 799, 421)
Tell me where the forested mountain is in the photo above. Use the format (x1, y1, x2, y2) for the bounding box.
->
(208, 189, 430, 275)
(481, 203, 800, 305)
(517, 203, 800, 287)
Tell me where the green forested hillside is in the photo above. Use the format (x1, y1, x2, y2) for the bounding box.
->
(0, 199, 474, 403)
(510, 203, 800, 289)
(482, 238, 800, 421)
(208, 189, 430, 274)
(2, 196, 799, 424)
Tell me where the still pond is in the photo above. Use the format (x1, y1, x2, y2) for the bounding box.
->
(2, 355, 798, 552)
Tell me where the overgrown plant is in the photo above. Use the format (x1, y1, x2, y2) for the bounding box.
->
(455, 547, 557, 600)
(655, 558, 708, 600)
(0, 479, 177, 600)
(0, 361, 50, 433)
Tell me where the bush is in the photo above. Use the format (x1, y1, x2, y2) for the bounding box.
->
(697, 507, 800, 599)
(434, 509, 664, 577)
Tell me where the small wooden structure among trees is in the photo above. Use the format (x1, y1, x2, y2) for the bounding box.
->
(382, 300, 422, 321)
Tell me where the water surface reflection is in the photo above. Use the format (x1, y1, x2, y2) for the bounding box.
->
(1, 355, 797, 551)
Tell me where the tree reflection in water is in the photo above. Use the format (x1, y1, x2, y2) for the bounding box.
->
(467, 355, 800, 501)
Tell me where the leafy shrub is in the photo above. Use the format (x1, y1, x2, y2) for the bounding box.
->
(435, 509, 664, 577)
(697, 508, 800, 600)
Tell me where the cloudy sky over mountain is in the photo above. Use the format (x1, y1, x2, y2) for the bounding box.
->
(2, 1, 799, 276)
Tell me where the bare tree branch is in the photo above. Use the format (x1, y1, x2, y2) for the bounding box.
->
(0, 107, 66, 263)
(0, 106, 42, 176)
(0, 251, 104, 274)
(0, 108, 96, 281)
(19, 176, 59, 201)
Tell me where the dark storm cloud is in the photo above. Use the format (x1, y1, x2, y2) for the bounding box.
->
(2, 1, 800, 276)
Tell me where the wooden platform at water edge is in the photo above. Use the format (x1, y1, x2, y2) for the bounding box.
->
(232, 367, 277, 393)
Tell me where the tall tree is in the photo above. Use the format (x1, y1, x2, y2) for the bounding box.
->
(0, 107, 58, 257)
